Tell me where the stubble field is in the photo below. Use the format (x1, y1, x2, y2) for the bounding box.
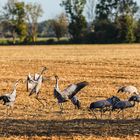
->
(0, 44, 139, 140)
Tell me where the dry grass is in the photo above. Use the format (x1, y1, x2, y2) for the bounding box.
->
(0, 44, 139, 139)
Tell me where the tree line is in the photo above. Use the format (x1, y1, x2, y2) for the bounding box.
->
(0, 0, 140, 44)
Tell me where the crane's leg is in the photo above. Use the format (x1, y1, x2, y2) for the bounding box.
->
(115, 109, 121, 119)
(49, 101, 57, 111)
(100, 109, 103, 119)
(10, 105, 14, 115)
(109, 109, 112, 119)
(122, 109, 124, 119)
(6, 108, 9, 116)
(59, 103, 63, 113)
(35, 93, 45, 108)
(6, 106, 10, 116)
(137, 103, 139, 111)
(91, 110, 97, 119)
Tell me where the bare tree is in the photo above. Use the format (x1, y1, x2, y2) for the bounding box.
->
(25, 3, 43, 42)
(85, 0, 96, 22)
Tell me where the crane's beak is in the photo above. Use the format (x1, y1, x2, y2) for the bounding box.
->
(42, 66, 48, 71)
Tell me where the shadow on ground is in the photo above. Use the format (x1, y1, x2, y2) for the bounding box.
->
(0, 118, 139, 137)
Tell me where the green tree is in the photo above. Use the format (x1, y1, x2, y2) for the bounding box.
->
(135, 19, 140, 43)
(95, 0, 138, 43)
(25, 3, 43, 42)
(1, 0, 27, 43)
(115, 0, 138, 43)
(96, 0, 116, 21)
(61, 0, 87, 41)
(96, 0, 138, 21)
(116, 15, 136, 43)
(15, 2, 27, 42)
(116, 0, 138, 16)
(2, 0, 17, 44)
(52, 13, 68, 40)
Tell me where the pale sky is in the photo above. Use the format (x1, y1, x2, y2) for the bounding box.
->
(0, 0, 64, 21)
(0, 0, 140, 22)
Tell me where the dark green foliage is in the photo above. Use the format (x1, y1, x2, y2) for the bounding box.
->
(93, 0, 138, 44)
(116, 0, 139, 16)
(84, 20, 119, 44)
(96, 0, 113, 20)
(61, 0, 87, 42)
(1, 0, 27, 43)
(135, 19, 140, 43)
(95, 20, 119, 43)
(0, 0, 140, 44)
(69, 15, 87, 42)
(116, 15, 136, 43)
(15, 2, 27, 42)
(52, 13, 68, 40)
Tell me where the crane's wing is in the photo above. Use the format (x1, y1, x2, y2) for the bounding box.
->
(70, 96, 81, 109)
(29, 75, 43, 96)
(8, 95, 16, 102)
(62, 81, 88, 99)
(34, 73, 40, 81)
(54, 88, 67, 103)
(27, 74, 38, 92)
(0, 95, 10, 104)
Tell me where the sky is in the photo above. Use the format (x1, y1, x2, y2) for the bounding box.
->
(0, 0, 140, 22)
(0, 0, 64, 21)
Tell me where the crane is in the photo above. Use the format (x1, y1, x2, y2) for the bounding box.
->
(112, 98, 136, 118)
(129, 95, 140, 110)
(54, 75, 88, 111)
(117, 85, 139, 95)
(27, 66, 48, 106)
(26, 66, 47, 92)
(0, 80, 21, 115)
(89, 96, 120, 119)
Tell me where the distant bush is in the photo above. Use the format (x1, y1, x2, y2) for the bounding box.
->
(46, 39, 55, 44)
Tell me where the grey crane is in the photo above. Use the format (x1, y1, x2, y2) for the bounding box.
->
(27, 66, 47, 106)
(117, 85, 139, 95)
(0, 80, 21, 115)
(129, 95, 140, 110)
(129, 95, 140, 102)
(26, 66, 47, 92)
(89, 96, 120, 119)
(112, 99, 136, 118)
(54, 75, 88, 111)
(70, 96, 81, 109)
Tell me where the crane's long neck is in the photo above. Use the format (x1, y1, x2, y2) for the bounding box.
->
(11, 83, 18, 96)
(55, 77, 59, 89)
(40, 68, 46, 75)
(135, 91, 140, 95)
(37, 68, 46, 81)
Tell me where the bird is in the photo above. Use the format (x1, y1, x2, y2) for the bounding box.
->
(112, 98, 136, 118)
(117, 85, 139, 95)
(70, 96, 81, 109)
(129, 95, 140, 110)
(89, 96, 120, 119)
(54, 75, 88, 111)
(26, 66, 47, 92)
(129, 95, 140, 102)
(27, 66, 48, 106)
(0, 80, 21, 115)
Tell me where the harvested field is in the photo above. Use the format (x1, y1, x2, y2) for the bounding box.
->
(0, 44, 139, 139)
